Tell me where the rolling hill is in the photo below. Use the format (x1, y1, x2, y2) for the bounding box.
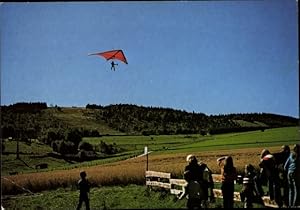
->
(1, 102, 298, 140)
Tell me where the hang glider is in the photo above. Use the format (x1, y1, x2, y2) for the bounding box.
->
(88, 49, 128, 64)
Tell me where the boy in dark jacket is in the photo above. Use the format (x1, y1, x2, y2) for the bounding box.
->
(77, 170, 91, 210)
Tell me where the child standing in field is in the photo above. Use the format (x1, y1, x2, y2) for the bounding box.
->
(77, 170, 91, 210)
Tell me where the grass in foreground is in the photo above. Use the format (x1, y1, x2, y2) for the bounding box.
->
(3, 184, 251, 209)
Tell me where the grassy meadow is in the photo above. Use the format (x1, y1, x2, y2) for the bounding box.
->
(1, 126, 299, 209)
(84, 126, 299, 154)
(3, 184, 252, 209)
(51, 107, 124, 135)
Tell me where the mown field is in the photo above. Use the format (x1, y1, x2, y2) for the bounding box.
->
(84, 126, 299, 154)
(1, 126, 299, 209)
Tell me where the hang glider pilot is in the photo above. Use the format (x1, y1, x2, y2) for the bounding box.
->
(111, 61, 118, 71)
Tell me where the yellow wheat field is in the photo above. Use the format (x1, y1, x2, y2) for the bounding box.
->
(2, 146, 281, 195)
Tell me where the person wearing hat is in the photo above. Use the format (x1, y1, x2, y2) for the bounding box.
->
(185, 155, 203, 183)
(178, 154, 214, 209)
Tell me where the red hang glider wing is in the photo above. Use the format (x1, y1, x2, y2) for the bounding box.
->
(89, 50, 128, 64)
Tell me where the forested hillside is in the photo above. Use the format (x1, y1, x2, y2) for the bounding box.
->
(87, 104, 298, 135)
(1, 102, 299, 142)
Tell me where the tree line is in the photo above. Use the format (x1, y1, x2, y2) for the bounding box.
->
(86, 103, 299, 135)
(1, 102, 299, 159)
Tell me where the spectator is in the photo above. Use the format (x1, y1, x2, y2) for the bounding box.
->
(259, 149, 282, 208)
(178, 154, 213, 209)
(77, 170, 91, 210)
(198, 161, 215, 208)
(179, 169, 203, 209)
(284, 145, 298, 208)
(240, 164, 264, 208)
(217, 156, 237, 208)
(293, 144, 300, 206)
(273, 145, 290, 207)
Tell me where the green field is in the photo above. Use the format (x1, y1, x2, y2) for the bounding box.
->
(84, 126, 300, 154)
(3, 184, 254, 210)
(2, 126, 299, 176)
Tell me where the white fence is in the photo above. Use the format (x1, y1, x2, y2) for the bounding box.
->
(145, 170, 278, 208)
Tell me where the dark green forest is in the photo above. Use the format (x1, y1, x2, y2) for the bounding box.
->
(87, 103, 299, 135)
(1, 102, 298, 140)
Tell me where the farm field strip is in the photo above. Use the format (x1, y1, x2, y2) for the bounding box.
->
(0, 145, 290, 196)
(2, 126, 299, 196)
(84, 126, 299, 154)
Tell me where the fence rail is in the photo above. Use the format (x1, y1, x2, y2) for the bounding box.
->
(145, 170, 278, 208)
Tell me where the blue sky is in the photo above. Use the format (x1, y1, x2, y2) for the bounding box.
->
(1, 1, 299, 118)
